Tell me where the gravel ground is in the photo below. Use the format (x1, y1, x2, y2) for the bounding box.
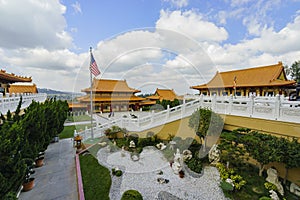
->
(97, 146, 228, 200)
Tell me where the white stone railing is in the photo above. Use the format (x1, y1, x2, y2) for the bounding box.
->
(78, 94, 300, 141)
(0, 93, 47, 114)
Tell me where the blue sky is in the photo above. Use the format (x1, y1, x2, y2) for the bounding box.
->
(0, 0, 300, 94)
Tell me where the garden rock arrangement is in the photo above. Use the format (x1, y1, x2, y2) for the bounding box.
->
(97, 146, 228, 200)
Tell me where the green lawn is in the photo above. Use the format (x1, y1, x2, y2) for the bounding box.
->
(79, 154, 111, 200)
(66, 115, 92, 122)
(59, 124, 94, 139)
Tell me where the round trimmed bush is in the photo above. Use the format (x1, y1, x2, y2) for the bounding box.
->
(115, 170, 123, 177)
(121, 190, 143, 200)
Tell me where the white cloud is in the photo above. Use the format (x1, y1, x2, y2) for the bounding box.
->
(156, 10, 228, 42)
(71, 1, 82, 14)
(0, 0, 72, 50)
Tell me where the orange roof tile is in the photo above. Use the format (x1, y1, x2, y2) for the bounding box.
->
(148, 88, 183, 101)
(78, 95, 145, 102)
(82, 79, 140, 93)
(0, 69, 32, 83)
(191, 62, 296, 90)
(9, 84, 37, 94)
(68, 103, 86, 108)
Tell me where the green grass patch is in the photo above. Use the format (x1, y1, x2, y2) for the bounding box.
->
(79, 154, 111, 200)
(67, 115, 92, 122)
(59, 124, 94, 139)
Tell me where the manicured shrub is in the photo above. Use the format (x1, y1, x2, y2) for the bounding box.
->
(185, 157, 203, 174)
(121, 190, 143, 200)
(220, 181, 234, 191)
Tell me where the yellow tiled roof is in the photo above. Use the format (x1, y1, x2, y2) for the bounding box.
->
(9, 84, 37, 94)
(68, 103, 86, 109)
(78, 95, 145, 102)
(191, 62, 296, 89)
(0, 69, 32, 83)
(151, 89, 183, 101)
(82, 79, 140, 93)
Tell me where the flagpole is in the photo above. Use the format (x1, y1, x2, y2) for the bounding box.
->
(89, 47, 94, 140)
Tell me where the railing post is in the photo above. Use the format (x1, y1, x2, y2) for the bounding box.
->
(274, 94, 280, 120)
(151, 110, 154, 123)
(211, 94, 216, 111)
(166, 105, 170, 119)
(199, 94, 203, 108)
(249, 94, 254, 117)
(228, 95, 233, 114)
(181, 101, 186, 116)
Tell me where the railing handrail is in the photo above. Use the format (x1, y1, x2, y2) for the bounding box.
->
(77, 94, 300, 141)
(0, 93, 47, 114)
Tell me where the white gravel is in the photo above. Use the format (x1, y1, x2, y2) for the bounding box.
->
(97, 146, 228, 200)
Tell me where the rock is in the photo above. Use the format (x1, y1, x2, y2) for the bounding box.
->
(98, 142, 107, 147)
(208, 144, 220, 165)
(129, 140, 136, 148)
(266, 168, 284, 196)
(157, 191, 182, 200)
(269, 190, 279, 200)
(182, 149, 192, 161)
(290, 182, 300, 197)
(156, 142, 166, 150)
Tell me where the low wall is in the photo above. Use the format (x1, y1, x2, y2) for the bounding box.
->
(222, 114, 300, 139)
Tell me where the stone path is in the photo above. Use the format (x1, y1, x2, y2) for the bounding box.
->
(97, 146, 228, 200)
(19, 139, 78, 200)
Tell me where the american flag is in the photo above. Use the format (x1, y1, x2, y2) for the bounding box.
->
(90, 52, 101, 76)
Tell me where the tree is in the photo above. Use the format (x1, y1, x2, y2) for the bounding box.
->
(218, 129, 248, 169)
(0, 115, 26, 197)
(189, 108, 224, 152)
(286, 61, 300, 83)
(276, 137, 300, 183)
(240, 131, 281, 176)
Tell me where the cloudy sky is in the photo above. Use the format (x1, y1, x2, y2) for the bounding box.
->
(1, 0, 300, 95)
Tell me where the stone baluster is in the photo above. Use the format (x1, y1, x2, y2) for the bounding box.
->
(228, 94, 233, 114)
(166, 105, 170, 120)
(211, 94, 216, 111)
(274, 94, 280, 120)
(249, 94, 254, 117)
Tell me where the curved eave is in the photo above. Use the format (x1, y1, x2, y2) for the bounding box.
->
(191, 80, 296, 90)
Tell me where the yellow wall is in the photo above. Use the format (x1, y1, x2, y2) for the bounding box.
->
(222, 114, 300, 139)
(130, 114, 300, 183)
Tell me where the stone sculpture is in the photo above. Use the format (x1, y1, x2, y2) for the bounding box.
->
(172, 148, 183, 174)
(129, 140, 136, 148)
(290, 182, 300, 197)
(266, 168, 284, 195)
(182, 149, 192, 161)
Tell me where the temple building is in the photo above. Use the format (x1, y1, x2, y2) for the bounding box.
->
(191, 62, 296, 96)
(77, 79, 145, 113)
(0, 69, 34, 96)
(9, 83, 38, 94)
(141, 88, 183, 106)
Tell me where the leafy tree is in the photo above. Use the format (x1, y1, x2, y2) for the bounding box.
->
(218, 130, 248, 169)
(240, 131, 281, 176)
(276, 137, 300, 183)
(189, 108, 224, 152)
(0, 118, 26, 197)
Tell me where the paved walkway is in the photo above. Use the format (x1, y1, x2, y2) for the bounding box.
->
(19, 139, 78, 200)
